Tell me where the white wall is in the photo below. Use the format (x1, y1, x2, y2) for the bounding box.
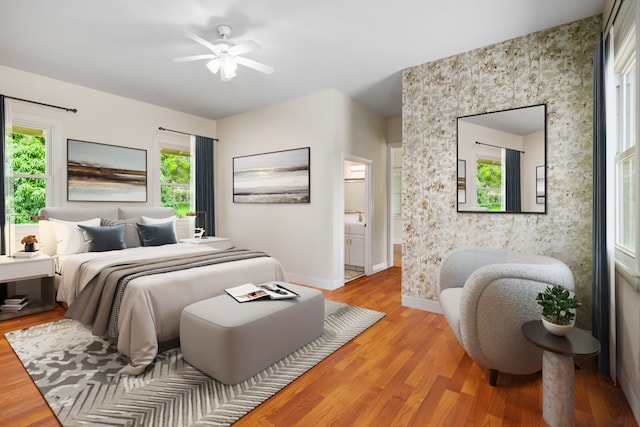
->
(387, 116, 402, 143)
(616, 271, 640, 422)
(521, 130, 545, 213)
(335, 91, 388, 273)
(217, 89, 387, 289)
(344, 181, 365, 211)
(387, 117, 402, 249)
(0, 65, 216, 208)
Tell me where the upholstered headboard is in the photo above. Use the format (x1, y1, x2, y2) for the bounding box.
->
(38, 207, 176, 255)
(39, 207, 175, 221)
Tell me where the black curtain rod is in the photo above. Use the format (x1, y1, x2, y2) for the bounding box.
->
(3, 95, 77, 113)
(158, 126, 219, 141)
(475, 141, 524, 154)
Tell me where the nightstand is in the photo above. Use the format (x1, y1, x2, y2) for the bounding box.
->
(180, 237, 233, 250)
(0, 254, 55, 321)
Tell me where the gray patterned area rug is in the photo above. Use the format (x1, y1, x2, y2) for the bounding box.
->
(5, 300, 384, 427)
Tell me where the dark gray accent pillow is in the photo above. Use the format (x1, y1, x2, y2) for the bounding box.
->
(100, 216, 142, 248)
(78, 224, 126, 252)
(136, 221, 177, 246)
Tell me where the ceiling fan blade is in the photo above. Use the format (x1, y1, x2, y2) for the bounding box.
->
(185, 32, 221, 54)
(173, 54, 216, 63)
(229, 40, 260, 56)
(234, 56, 274, 75)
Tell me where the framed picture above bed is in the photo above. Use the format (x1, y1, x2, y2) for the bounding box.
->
(67, 139, 147, 202)
(233, 147, 310, 203)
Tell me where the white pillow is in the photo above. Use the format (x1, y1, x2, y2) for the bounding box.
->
(141, 215, 177, 235)
(38, 220, 57, 256)
(49, 217, 101, 255)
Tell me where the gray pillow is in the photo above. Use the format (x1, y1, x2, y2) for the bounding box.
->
(78, 224, 126, 252)
(101, 216, 142, 248)
(136, 221, 177, 246)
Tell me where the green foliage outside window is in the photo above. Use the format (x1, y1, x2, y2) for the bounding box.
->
(160, 151, 191, 217)
(6, 133, 46, 223)
(476, 160, 502, 211)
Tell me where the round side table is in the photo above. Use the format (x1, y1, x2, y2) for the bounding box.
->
(522, 320, 600, 427)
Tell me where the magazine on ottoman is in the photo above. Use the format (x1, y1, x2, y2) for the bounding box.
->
(225, 281, 300, 302)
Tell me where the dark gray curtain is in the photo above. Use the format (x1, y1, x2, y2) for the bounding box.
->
(504, 148, 521, 213)
(0, 95, 6, 255)
(195, 135, 215, 236)
(592, 32, 610, 379)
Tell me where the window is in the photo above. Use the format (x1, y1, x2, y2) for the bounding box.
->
(476, 158, 503, 211)
(159, 146, 192, 217)
(5, 126, 48, 223)
(614, 14, 637, 257)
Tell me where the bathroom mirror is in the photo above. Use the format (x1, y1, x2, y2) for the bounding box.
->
(457, 104, 546, 213)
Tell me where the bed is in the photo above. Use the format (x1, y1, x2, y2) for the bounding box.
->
(38, 207, 287, 375)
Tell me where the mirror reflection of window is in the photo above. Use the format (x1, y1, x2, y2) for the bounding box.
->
(476, 159, 503, 211)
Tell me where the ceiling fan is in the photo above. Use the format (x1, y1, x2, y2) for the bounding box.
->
(173, 25, 274, 81)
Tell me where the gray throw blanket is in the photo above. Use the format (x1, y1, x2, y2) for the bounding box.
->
(66, 249, 269, 339)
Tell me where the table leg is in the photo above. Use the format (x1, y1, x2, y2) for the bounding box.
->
(542, 350, 574, 427)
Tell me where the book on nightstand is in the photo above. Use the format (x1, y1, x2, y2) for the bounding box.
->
(225, 282, 299, 303)
(1, 295, 29, 311)
(13, 250, 40, 258)
(4, 294, 28, 304)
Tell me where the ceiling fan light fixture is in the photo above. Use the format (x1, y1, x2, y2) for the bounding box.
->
(175, 24, 272, 81)
(206, 58, 221, 74)
(221, 55, 237, 80)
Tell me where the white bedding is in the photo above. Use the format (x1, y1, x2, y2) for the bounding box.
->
(58, 244, 288, 375)
(56, 243, 215, 306)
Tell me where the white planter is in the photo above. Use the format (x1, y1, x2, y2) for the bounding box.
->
(542, 317, 574, 336)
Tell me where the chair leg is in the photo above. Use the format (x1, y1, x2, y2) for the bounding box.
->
(489, 369, 498, 386)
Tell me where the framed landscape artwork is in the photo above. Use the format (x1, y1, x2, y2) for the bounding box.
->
(67, 139, 147, 202)
(233, 147, 310, 203)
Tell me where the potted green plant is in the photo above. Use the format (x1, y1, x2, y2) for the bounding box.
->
(535, 285, 582, 336)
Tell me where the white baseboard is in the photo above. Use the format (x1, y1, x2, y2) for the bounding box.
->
(286, 272, 344, 290)
(617, 363, 640, 426)
(372, 262, 387, 273)
(401, 294, 442, 314)
(287, 262, 388, 291)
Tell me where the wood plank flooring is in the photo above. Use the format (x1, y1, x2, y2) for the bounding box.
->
(0, 267, 637, 426)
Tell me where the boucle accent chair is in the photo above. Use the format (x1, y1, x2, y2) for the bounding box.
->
(438, 248, 575, 386)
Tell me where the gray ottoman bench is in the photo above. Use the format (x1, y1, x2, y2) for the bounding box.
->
(180, 282, 324, 384)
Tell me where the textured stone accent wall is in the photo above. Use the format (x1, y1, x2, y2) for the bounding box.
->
(401, 16, 601, 326)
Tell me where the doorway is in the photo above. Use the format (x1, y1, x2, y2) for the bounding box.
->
(343, 157, 371, 283)
(388, 144, 402, 267)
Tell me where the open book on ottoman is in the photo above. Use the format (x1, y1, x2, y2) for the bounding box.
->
(225, 281, 300, 302)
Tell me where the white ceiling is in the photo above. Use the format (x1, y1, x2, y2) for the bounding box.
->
(0, 0, 605, 120)
(460, 105, 546, 136)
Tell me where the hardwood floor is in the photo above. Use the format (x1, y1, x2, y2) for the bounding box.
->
(0, 267, 637, 426)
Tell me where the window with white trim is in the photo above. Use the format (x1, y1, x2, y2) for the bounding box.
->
(613, 4, 637, 261)
(5, 125, 50, 223)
